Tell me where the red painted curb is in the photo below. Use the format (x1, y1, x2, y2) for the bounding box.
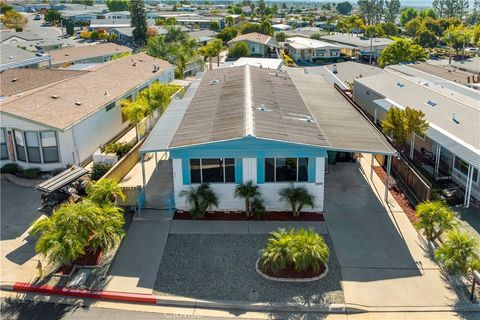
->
(12, 282, 157, 304)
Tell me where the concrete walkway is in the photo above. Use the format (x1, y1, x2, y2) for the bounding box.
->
(324, 156, 458, 308)
(170, 220, 327, 234)
(105, 210, 173, 294)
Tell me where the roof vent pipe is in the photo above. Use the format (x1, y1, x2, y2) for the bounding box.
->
(332, 64, 337, 74)
(452, 112, 459, 123)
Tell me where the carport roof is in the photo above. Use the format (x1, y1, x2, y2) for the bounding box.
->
(141, 66, 396, 155)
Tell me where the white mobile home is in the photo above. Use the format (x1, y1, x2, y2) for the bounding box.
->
(0, 53, 173, 171)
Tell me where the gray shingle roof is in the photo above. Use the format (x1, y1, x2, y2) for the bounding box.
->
(151, 65, 395, 155)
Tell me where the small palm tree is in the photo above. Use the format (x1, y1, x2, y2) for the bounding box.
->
(30, 199, 125, 266)
(260, 228, 329, 274)
(435, 230, 479, 276)
(234, 181, 262, 217)
(415, 200, 456, 241)
(86, 178, 125, 205)
(279, 186, 315, 217)
(179, 183, 219, 218)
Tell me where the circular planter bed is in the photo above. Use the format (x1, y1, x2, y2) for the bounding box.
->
(174, 211, 324, 221)
(256, 258, 328, 282)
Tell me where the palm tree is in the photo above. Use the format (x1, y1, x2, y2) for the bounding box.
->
(435, 230, 479, 276)
(279, 186, 315, 217)
(179, 183, 218, 218)
(164, 25, 187, 43)
(86, 178, 125, 205)
(30, 200, 125, 266)
(234, 181, 262, 217)
(415, 201, 456, 241)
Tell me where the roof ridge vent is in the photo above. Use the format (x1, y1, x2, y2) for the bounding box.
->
(51, 94, 59, 99)
(75, 101, 82, 106)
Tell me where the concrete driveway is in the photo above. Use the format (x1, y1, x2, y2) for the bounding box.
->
(323, 160, 459, 308)
(0, 181, 47, 283)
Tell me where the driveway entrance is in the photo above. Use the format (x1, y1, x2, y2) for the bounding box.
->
(323, 161, 459, 308)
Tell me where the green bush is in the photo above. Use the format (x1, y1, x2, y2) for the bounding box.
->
(228, 42, 250, 58)
(24, 168, 41, 179)
(260, 228, 329, 273)
(435, 229, 479, 276)
(104, 141, 135, 158)
(1, 163, 21, 174)
(91, 162, 113, 181)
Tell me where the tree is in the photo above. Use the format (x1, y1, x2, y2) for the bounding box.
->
(225, 16, 235, 27)
(358, 0, 384, 25)
(378, 39, 428, 68)
(275, 32, 286, 42)
(278, 186, 315, 217)
(405, 17, 423, 37)
(381, 106, 429, 147)
(44, 10, 61, 25)
(1, 10, 28, 31)
(107, 0, 129, 12)
(217, 26, 238, 43)
(419, 8, 438, 19)
(179, 183, 219, 218)
(433, 0, 469, 19)
(164, 25, 187, 43)
(30, 200, 125, 266)
(130, 0, 147, 46)
(435, 230, 479, 276)
(378, 22, 399, 36)
(415, 201, 456, 241)
(443, 26, 466, 63)
(259, 19, 274, 36)
(228, 41, 250, 58)
(86, 178, 125, 205)
(415, 27, 439, 48)
(234, 181, 262, 218)
(400, 7, 418, 26)
(65, 19, 75, 36)
(209, 20, 220, 31)
(384, 0, 400, 23)
(0, 2, 13, 14)
(336, 1, 353, 15)
(166, 17, 177, 25)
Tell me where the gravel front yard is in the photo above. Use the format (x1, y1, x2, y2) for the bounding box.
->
(154, 234, 344, 305)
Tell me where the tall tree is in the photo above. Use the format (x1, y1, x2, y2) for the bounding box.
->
(433, 0, 469, 19)
(107, 0, 129, 12)
(400, 7, 418, 26)
(381, 106, 429, 147)
(358, 0, 384, 24)
(336, 1, 353, 15)
(130, 0, 147, 46)
(384, 0, 400, 23)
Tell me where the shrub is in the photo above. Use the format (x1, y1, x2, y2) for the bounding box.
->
(86, 178, 125, 205)
(260, 228, 329, 273)
(104, 141, 134, 158)
(435, 230, 479, 276)
(228, 42, 250, 58)
(179, 183, 218, 218)
(415, 200, 456, 241)
(282, 53, 294, 66)
(1, 163, 21, 174)
(91, 162, 113, 181)
(278, 186, 315, 217)
(233, 181, 262, 218)
(24, 168, 41, 179)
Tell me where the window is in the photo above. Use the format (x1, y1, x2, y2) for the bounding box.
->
(105, 102, 115, 111)
(41, 131, 59, 163)
(190, 158, 235, 183)
(14, 130, 26, 162)
(25, 132, 41, 163)
(265, 158, 309, 182)
(316, 49, 325, 57)
(0, 129, 8, 160)
(454, 157, 478, 182)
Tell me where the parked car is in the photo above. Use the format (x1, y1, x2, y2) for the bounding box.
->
(34, 14, 41, 20)
(465, 47, 478, 53)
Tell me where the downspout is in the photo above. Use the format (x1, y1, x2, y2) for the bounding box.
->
(70, 127, 81, 165)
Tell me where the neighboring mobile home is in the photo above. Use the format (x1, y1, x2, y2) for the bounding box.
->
(228, 32, 279, 58)
(0, 53, 173, 171)
(139, 66, 395, 211)
(285, 37, 341, 63)
(353, 64, 480, 207)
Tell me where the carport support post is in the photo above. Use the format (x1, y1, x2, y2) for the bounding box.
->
(154, 152, 158, 175)
(370, 153, 375, 180)
(384, 155, 392, 202)
(464, 164, 473, 208)
(141, 153, 146, 190)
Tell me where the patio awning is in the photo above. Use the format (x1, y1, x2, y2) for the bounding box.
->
(36, 166, 89, 193)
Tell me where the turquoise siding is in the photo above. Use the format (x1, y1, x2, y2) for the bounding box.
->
(235, 158, 243, 184)
(170, 137, 327, 185)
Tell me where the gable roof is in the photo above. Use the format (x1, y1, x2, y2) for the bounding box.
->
(143, 66, 395, 155)
(0, 53, 172, 130)
(228, 32, 278, 48)
(0, 45, 50, 71)
(0, 31, 43, 42)
(45, 43, 131, 66)
(0, 68, 85, 97)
